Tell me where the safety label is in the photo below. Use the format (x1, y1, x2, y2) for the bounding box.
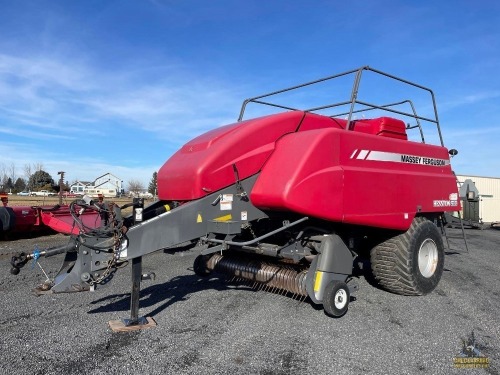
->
(220, 194, 233, 211)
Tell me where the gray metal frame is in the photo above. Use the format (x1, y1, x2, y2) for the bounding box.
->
(126, 175, 268, 258)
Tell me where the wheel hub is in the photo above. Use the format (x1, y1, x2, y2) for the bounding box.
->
(418, 238, 438, 278)
(334, 289, 347, 309)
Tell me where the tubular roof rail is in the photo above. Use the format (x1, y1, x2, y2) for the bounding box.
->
(238, 66, 444, 146)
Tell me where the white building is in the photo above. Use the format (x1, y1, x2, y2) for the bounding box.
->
(69, 173, 124, 197)
(93, 173, 123, 193)
(69, 181, 92, 195)
(456, 174, 500, 223)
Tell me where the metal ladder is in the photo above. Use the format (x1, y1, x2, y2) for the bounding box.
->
(439, 211, 469, 253)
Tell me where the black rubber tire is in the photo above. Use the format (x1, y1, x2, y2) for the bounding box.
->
(323, 280, 350, 318)
(370, 217, 444, 296)
(193, 255, 212, 277)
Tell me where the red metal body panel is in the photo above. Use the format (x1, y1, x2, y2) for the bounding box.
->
(351, 117, 408, 140)
(251, 125, 458, 230)
(7, 205, 100, 235)
(338, 132, 456, 229)
(9, 207, 41, 232)
(40, 207, 101, 235)
(158, 112, 306, 200)
(157, 110, 459, 230)
(297, 113, 346, 131)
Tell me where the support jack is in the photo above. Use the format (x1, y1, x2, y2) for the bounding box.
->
(108, 256, 157, 332)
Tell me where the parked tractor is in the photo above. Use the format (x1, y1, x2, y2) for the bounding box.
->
(11, 67, 460, 322)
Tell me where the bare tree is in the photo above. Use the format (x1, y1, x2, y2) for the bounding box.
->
(24, 164, 32, 190)
(33, 163, 44, 172)
(0, 163, 6, 190)
(9, 162, 16, 182)
(1, 175, 9, 191)
(24, 164, 32, 179)
(128, 179, 145, 195)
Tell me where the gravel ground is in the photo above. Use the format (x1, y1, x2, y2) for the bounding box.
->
(0, 227, 498, 375)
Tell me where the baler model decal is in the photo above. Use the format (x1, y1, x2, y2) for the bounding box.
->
(433, 200, 458, 207)
(351, 149, 449, 166)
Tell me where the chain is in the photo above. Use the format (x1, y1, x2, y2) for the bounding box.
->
(248, 224, 257, 239)
(89, 259, 115, 286)
(89, 232, 122, 286)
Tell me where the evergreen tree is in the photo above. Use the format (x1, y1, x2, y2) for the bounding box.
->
(28, 170, 55, 190)
(6, 177, 14, 190)
(148, 171, 158, 195)
(14, 178, 27, 192)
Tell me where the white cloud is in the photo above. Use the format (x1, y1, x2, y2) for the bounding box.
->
(439, 90, 500, 113)
(0, 52, 242, 144)
(0, 50, 248, 186)
(0, 127, 74, 140)
(445, 126, 500, 140)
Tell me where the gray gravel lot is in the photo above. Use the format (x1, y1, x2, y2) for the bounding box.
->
(0, 227, 498, 375)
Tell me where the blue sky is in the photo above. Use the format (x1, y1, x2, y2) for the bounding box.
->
(0, 0, 499, 189)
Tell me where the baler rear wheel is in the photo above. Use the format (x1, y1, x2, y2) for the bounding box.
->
(323, 280, 350, 317)
(370, 217, 444, 296)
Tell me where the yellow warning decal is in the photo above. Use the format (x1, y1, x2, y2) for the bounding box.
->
(213, 214, 232, 222)
(196, 213, 203, 223)
(314, 271, 323, 292)
(164, 204, 171, 212)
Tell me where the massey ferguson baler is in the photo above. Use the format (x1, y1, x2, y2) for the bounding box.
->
(11, 66, 460, 323)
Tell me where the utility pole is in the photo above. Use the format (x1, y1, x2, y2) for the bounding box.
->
(58, 171, 65, 205)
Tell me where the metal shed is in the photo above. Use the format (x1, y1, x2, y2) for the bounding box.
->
(456, 174, 500, 223)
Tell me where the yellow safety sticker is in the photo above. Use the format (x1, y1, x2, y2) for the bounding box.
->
(314, 271, 323, 292)
(214, 214, 232, 222)
(164, 204, 171, 212)
(196, 213, 203, 223)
